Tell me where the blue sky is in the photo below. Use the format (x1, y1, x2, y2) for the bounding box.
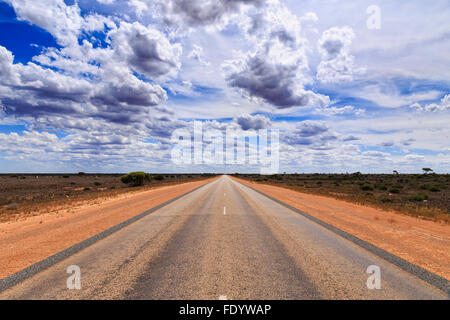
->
(0, 0, 449, 173)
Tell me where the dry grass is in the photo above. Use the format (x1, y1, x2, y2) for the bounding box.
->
(0, 174, 216, 222)
(234, 173, 450, 224)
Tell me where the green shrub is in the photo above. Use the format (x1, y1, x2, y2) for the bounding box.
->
(153, 175, 164, 181)
(121, 172, 151, 186)
(63, 175, 70, 178)
(429, 187, 440, 192)
(94, 182, 101, 186)
(389, 188, 401, 194)
(408, 194, 428, 202)
(78, 172, 85, 175)
(361, 185, 373, 191)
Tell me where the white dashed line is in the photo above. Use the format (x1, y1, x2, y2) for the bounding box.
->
(223, 206, 226, 215)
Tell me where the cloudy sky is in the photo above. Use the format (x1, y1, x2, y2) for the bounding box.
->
(0, 0, 449, 173)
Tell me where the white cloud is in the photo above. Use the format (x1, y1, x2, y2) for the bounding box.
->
(283, 120, 338, 149)
(109, 22, 182, 79)
(409, 94, 450, 112)
(318, 105, 365, 116)
(4, 0, 112, 47)
(235, 113, 271, 131)
(188, 44, 210, 66)
(153, 0, 263, 28)
(223, 1, 329, 109)
(316, 26, 364, 83)
(1, 0, 449, 172)
(353, 85, 442, 108)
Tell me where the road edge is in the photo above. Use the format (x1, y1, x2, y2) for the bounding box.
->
(233, 178, 450, 295)
(0, 178, 217, 293)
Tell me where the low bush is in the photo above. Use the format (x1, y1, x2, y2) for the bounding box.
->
(121, 172, 152, 186)
(375, 184, 388, 190)
(154, 175, 165, 181)
(408, 194, 428, 202)
(361, 184, 373, 191)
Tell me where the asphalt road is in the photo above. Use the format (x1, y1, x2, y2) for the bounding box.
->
(0, 176, 447, 299)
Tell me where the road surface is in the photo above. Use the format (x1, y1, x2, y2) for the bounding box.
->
(0, 176, 447, 299)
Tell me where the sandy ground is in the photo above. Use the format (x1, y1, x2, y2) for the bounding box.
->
(0, 178, 215, 279)
(233, 177, 450, 280)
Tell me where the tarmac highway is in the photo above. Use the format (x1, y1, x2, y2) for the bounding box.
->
(0, 175, 447, 299)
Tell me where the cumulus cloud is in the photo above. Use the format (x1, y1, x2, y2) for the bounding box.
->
(0, 1, 192, 171)
(223, 2, 329, 108)
(97, 78, 166, 108)
(317, 26, 363, 83)
(283, 121, 338, 148)
(235, 113, 271, 130)
(342, 135, 360, 142)
(409, 94, 450, 112)
(0, 45, 168, 124)
(157, 0, 264, 27)
(0, 0, 186, 130)
(5, 0, 112, 47)
(2, 0, 447, 173)
(109, 22, 182, 79)
(188, 45, 210, 66)
(318, 105, 365, 116)
(362, 151, 390, 159)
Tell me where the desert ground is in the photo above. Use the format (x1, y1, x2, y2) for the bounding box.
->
(233, 173, 450, 223)
(0, 173, 216, 223)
